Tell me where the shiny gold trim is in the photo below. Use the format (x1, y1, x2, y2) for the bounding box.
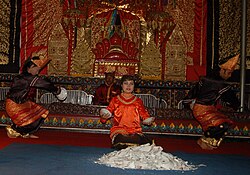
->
(200, 136, 223, 147)
(41, 111, 49, 118)
(111, 129, 129, 141)
(117, 95, 137, 105)
(5, 125, 21, 138)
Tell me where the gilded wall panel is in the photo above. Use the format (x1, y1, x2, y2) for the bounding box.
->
(219, 0, 250, 70)
(71, 28, 95, 77)
(0, 0, 10, 65)
(48, 24, 68, 75)
(140, 33, 162, 80)
(123, 19, 140, 47)
(219, 0, 241, 61)
(90, 17, 107, 48)
(165, 0, 195, 52)
(32, 0, 63, 46)
(165, 26, 187, 81)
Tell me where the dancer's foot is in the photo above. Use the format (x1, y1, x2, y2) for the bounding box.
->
(28, 134, 39, 138)
(22, 134, 39, 139)
(5, 125, 21, 138)
(197, 138, 217, 150)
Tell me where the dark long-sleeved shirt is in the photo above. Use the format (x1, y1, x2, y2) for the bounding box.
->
(7, 74, 59, 104)
(184, 72, 240, 110)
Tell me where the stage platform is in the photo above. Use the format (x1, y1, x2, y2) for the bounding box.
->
(0, 101, 249, 139)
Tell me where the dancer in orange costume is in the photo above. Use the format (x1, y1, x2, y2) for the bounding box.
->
(100, 75, 155, 150)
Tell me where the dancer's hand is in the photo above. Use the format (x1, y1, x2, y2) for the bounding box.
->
(142, 117, 155, 125)
(100, 108, 112, 119)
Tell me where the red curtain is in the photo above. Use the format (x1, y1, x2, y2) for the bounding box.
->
(186, 0, 207, 80)
(20, 0, 62, 74)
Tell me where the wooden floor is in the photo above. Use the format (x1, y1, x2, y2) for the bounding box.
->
(0, 126, 249, 156)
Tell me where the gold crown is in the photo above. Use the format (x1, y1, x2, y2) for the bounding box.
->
(219, 54, 239, 71)
(31, 50, 51, 69)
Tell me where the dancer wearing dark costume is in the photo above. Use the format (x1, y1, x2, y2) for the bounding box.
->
(183, 54, 240, 150)
(5, 54, 67, 138)
(93, 72, 121, 106)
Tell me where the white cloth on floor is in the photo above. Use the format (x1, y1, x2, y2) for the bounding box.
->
(95, 143, 204, 170)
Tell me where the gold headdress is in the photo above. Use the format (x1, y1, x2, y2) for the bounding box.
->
(31, 49, 51, 69)
(219, 54, 239, 71)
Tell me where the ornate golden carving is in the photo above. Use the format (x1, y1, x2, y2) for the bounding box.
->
(140, 32, 162, 80)
(247, 60, 250, 70)
(0, 53, 8, 65)
(90, 17, 107, 48)
(123, 19, 140, 47)
(32, 0, 63, 46)
(165, 26, 187, 81)
(0, 0, 10, 65)
(165, 0, 195, 52)
(94, 62, 138, 78)
(48, 23, 69, 75)
(219, 1, 241, 61)
(71, 27, 95, 77)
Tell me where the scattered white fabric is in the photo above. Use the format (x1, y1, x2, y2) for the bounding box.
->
(95, 143, 204, 171)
